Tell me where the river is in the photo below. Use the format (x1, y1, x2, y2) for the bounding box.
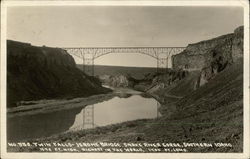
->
(7, 90, 161, 142)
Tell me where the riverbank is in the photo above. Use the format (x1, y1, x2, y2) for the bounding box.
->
(7, 93, 114, 118)
(7, 95, 178, 152)
(8, 60, 243, 153)
(7, 87, 144, 118)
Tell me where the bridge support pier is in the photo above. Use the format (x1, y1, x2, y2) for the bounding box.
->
(83, 58, 94, 76)
(157, 57, 168, 73)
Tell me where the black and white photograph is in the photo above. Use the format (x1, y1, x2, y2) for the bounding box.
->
(1, 1, 249, 159)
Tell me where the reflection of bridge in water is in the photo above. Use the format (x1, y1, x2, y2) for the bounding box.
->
(70, 105, 95, 130)
(63, 47, 186, 76)
(69, 101, 161, 131)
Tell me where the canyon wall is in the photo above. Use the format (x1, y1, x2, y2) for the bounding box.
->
(98, 74, 136, 88)
(172, 26, 243, 70)
(7, 40, 110, 107)
(172, 26, 243, 87)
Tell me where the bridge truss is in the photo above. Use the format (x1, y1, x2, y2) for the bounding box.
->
(63, 47, 186, 76)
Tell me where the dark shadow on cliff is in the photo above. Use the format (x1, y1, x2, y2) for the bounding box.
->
(7, 40, 111, 108)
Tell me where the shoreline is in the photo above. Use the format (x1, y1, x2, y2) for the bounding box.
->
(7, 87, 144, 118)
(7, 93, 115, 118)
(7, 64, 244, 153)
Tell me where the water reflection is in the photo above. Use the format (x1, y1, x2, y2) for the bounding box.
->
(116, 93, 132, 98)
(7, 106, 83, 141)
(69, 95, 161, 131)
(7, 94, 161, 141)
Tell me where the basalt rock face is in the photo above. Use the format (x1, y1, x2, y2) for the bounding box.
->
(7, 40, 109, 107)
(98, 74, 136, 88)
(172, 26, 244, 87)
(173, 26, 243, 70)
(232, 26, 244, 61)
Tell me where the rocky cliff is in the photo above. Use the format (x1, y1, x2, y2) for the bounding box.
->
(172, 26, 243, 86)
(7, 40, 110, 107)
(172, 26, 243, 70)
(98, 74, 136, 88)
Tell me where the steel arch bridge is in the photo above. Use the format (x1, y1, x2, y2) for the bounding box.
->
(62, 47, 186, 76)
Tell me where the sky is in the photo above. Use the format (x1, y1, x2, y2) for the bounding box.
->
(7, 6, 243, 67)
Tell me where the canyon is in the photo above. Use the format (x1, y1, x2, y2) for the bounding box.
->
(7, 26, 244, 153)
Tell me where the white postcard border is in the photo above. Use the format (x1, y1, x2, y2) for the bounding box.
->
(1, 1, 249, 159)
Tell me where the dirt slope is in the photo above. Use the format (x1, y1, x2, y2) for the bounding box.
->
(99, 59, 243, 152)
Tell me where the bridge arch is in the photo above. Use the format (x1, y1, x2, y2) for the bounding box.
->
(63, 47, 185, 76)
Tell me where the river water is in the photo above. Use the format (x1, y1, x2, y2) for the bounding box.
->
(7, 94, 160, 142)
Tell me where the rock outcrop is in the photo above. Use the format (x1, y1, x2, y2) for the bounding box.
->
(98, 74, 136, 88)
(172, 26, 243, 70)
(232, 26, 244, 61)
(7, 40, 110, 107)
(172, 26, 243, 87)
